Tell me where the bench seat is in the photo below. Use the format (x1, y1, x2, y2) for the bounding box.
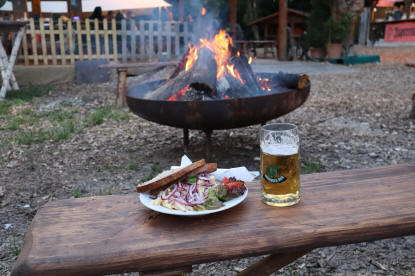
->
(11, 162, 415, 276)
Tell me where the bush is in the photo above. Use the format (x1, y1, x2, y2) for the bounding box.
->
(325, 11, 354, 44)
(306, 0, 331, 48)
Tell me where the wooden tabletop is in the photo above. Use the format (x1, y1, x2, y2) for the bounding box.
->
(12, 162, 415, 276)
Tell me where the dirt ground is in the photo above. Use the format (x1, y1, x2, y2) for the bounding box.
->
(1, 50, 415, 275)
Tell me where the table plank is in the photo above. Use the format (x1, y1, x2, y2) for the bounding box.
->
(12, 163, 415, 276)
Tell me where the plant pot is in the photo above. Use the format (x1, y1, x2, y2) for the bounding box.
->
(309, 48, 326, 59)
(326, 43, 342, 59)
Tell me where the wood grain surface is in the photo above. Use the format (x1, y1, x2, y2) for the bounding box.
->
(11, 163, 415, 276)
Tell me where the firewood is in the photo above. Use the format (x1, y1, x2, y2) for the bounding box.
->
(145, 47, 217, 100)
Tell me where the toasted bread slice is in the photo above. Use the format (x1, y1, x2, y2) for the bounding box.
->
(187, 163, 217, 177)
(136, 159, 206, 193)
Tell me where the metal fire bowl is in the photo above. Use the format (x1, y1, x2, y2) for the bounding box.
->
(126, 72, 310, 130)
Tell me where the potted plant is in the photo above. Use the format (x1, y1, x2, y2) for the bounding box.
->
(324, 12, 353, 59)
(305, 0, 331, 59)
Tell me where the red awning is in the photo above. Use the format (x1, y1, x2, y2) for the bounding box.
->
(376, 0, 404, 7)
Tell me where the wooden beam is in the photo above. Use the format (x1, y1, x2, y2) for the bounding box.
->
(277, 0, 287, 61)
(12, 0, 27, 19)
(237, 249, 312, 276)
(32, 0, 41, 16)
(69, 0, 82, 18)
(229, 0, 237, 34)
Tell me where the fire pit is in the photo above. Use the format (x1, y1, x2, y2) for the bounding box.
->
(126, 30, 310, 157)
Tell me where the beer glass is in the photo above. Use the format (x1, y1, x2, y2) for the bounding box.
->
(260, 123, 300, 207)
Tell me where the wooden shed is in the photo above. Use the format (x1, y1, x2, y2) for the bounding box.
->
(247, 8, 308, 40)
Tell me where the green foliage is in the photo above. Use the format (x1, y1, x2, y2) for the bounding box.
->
(306, 0, 331, 48)
(49, 121, 76, 141)
(85, 107, 129, 126)
(140, 163, 161, 182)
(10, 238, 20, 256)
(325, 11, 354, 44)
(128, 163, 139, 171)
(16, 130, 48, 145)
(6, 84, 51, 102)
(301, 160, 321, 174)
(72, 188, 82, 198)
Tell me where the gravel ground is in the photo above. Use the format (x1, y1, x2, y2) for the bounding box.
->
(0, 60, 414, 276)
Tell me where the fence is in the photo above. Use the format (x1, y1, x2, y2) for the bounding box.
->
(18, 18, 194, 65)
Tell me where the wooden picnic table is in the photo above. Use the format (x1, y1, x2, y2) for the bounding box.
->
(11, 162, 415, 276)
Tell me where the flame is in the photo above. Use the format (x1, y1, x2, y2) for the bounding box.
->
(226, 64, 244, 85)
(168, 84, 190, 101)
(200, 29, 234, 79)
(248, 56, 253, 64)
(185, 45, 198, 72)
(201, 7, 206, 15)
(181, 29, 247, 85)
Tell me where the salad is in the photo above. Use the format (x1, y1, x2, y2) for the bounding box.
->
(150, 174, 246, 211)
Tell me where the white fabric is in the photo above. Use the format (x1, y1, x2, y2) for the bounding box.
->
(81, 0, 171, 12)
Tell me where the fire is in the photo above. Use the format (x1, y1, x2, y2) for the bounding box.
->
(226, 64, 244, 85)
(248, 56, 253, 64)
(182, 29, 246, 88)
(185, 46, 198, 71)
(258, 77, 271, 92)
(201, 7, 206, 15)
(167, 84, 190, 101)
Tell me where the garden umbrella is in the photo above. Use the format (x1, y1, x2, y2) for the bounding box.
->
(81, 0, 171, 12)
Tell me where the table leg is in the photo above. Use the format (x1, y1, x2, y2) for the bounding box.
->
(116, 68, 128, 107)
(0, 26, 25, 99)
(236, 249, 312, 276)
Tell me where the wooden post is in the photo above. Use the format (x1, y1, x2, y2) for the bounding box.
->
(116, 68, 128, 107)
(277, 0, 287, 61)
(178, 0, 184, 22)
(12, 0, 26, 19)
(404, 0, 412, 18)
(69, 0, 82, 18)
(32, 0, 41, 16)
(229, 0, 237, 34)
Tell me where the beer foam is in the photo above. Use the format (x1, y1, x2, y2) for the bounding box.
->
(261, 144, 298, 156)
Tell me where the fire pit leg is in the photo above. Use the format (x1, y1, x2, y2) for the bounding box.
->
(183, 128, 189, 153)
(204, 130, 213, 160)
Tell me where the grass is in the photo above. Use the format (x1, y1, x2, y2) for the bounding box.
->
(301, 160, 321, 174)
(140, 163, 162, 182)
(85, 107, 130, 126)
(6, 84, 50, 101)
(128, 163, 139, 171)
(10, 238, 20, 256)
(49, 121, 76, 142)
(98, 186, 113, 196)
(72, 188, 83, 198)
(16, 130, 48, 145)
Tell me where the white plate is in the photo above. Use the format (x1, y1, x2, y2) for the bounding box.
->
(139, 188, 248, 216)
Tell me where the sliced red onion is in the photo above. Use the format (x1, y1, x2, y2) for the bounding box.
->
(161, 184, 178, 200)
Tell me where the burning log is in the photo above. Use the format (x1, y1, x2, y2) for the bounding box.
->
(145, 47, 217, 100)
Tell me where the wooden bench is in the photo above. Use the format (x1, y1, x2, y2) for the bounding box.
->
(11, 162, 415, 276)
(235, 40, 277, 58)
(99, 61, 179, 107)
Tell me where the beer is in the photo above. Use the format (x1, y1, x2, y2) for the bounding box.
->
(261, 145, 300, 206)
(260, 123, 300, 207)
